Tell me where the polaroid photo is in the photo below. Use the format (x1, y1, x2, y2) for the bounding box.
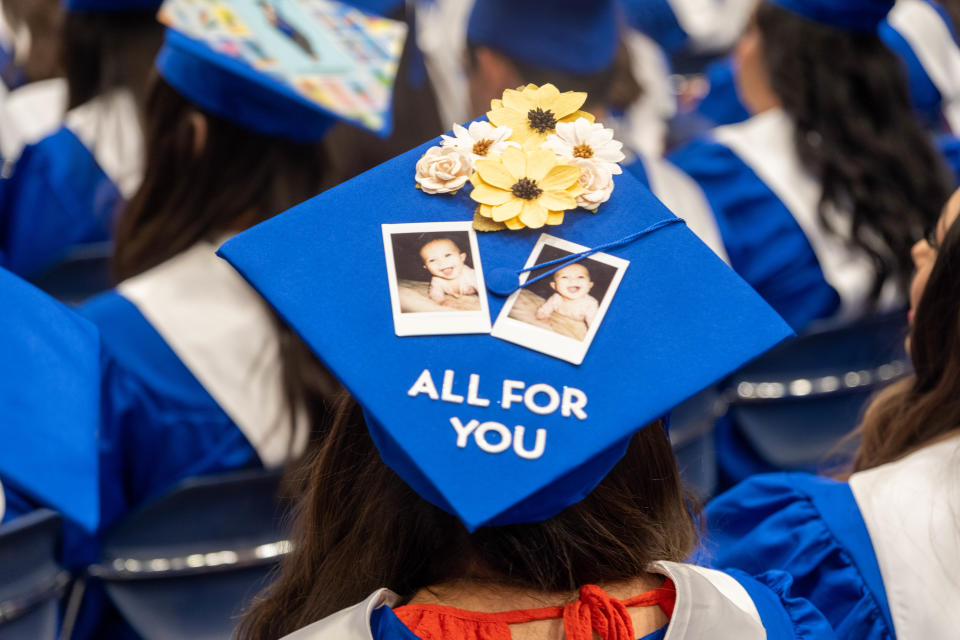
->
(382, 222, 492, 337)
(491, 234, 629, 365)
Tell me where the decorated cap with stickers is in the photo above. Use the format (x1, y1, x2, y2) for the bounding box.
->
(155, 0, 407, 141)
(218, 84, 794, 531)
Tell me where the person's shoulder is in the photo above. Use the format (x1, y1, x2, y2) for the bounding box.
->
(279, 589, 401, 640)
(0, 78, 67, 164)
(585, 295, 600, 309)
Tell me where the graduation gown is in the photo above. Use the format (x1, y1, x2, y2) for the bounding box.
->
(277, 561, 836, 640)
(705, 432, 960, 639)
(0, 88, 143, 278)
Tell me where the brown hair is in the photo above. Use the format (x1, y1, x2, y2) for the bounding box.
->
(61, 9, 164, 111)
(236, 395, 699, 639)
(114, 75, 340, 454)
(852, 204, 960, 471)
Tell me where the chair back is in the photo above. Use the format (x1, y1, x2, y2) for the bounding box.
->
(724, 310, 910, 473)
(89, 469, 288, 640)
(0, 509, 69, 640)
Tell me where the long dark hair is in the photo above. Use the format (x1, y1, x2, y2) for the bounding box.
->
(115, 76, 339, 450)
(853, 199, 960, 470)
(236, 395, 699, 639)
(756, 3, 954, 302)
(61, 9, 164, 111)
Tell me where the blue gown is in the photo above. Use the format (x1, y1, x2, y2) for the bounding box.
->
(0, 241, 306, 638)
(705, 432, 960, 639)
(0, 88, 142, 279)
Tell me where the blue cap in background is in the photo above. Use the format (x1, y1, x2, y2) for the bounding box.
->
(767, 0, 895, 32)
(63, 0, 163, 11)
(467, 0, 619, 75)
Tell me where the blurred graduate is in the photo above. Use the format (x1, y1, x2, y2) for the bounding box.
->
(0, 0, 405, 636)
(0, 0, 164, 279)
(706, 187, 960, 640)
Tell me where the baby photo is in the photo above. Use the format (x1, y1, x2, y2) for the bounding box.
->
(382, 222, 492, 337)
(492, 235, 628, 365)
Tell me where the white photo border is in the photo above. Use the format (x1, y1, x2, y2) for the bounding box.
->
(491, 234, 629, 365)
(381, 221, 492, 337)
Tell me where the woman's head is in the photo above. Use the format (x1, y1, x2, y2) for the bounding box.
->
(113, 76, 329, 280)
(739, 2, 954, 303)
(61, 9, 164, 110)
(237, 395, 698, 639)
(854, 188, 960, 471)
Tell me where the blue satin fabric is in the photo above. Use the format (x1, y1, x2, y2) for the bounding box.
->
(667, 138, 840, 331)
(694, 58, 751, 128)
(880, 19, 945, 132)
(623, 156, 650, 188)
(706, 473, 894, 639)
(0, 126, 120, 278)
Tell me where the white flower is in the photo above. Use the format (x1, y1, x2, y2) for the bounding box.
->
(542, 117, 625, 176)
(570, 158, 615, 211)
(440, 121, 518, 168)
(415, 146, 471, 194)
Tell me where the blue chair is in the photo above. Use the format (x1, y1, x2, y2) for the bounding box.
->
(31, 242, 113, 305)
(717, 310, 911, 488)
(88, 469, 288, 640)
(0, 509, 70, 640)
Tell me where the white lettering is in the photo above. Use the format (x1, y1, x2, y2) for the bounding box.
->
(561, 386, 588, 420)
(501, 379, 525, 410)
(524, 383, 560, 416)
(475, 421, 512, 453)
(441, 370, 464, 404)
(450, 417, 479, 448)
(407, 369, 439, 400)
(512, 426, 547, 460)
(466, 373, 491, 407)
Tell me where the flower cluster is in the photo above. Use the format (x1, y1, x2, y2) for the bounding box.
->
(414, 84, 625, 230)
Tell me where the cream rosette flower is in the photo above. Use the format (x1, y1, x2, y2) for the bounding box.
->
(487, 83, 595, 147)
(542, 117, 625, 175)
(569, 158, 614, 211)
(440, 121, 518, 170)
(415, 146, 471, 194)
(470, 147, 583, 230)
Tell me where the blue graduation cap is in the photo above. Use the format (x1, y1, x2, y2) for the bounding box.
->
(155, 0, 407, 140)
(219, 122, 792, 531)
(340, 0, 404, 17)
(0, 269, 102, 534)
(63, 0, 162, 11)
(467, 0, 619, 75)
(767, 0, 895, 32)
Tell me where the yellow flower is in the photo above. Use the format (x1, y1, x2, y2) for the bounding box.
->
(487, 83, 595, 147)
(470, 147, 583, 230)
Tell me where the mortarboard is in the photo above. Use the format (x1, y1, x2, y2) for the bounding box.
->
(0, 269, 102, 534)
(218, 84, 793, 530)
(466, 0, 619, 75)
(340, 0, 404, 17)
(155, 0, 407, 141)
(766, 0, 894, 32)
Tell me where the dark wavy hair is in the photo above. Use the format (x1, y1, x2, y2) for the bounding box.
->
(853, 192, 960, 470)
(756, 3, 954, 302)
(236, 395, 699, 639)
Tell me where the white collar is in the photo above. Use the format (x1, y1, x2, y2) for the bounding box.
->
(64, 88, 145, 199)
(712, 108, 900, 318)
(117, 240, 309, 468)
(279, 562, 765, 640)
(0, 77, 67, 172)
(849, 432, 960, 640)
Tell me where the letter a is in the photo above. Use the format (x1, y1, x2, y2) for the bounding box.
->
(407, 369, 439, 400)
